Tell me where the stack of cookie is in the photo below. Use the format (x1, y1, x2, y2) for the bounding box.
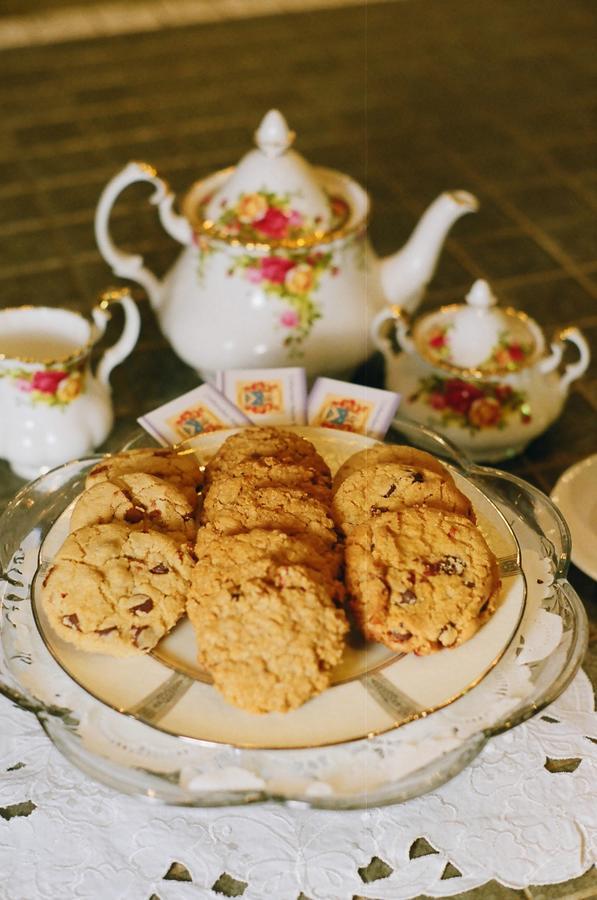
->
(188, 427, 349, 714)
(332, 444, 500, 655)
(41, 448, 202, 656)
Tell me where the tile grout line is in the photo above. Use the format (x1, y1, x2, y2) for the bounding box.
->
(492, 118, 597, 218)
(445, 149, 597, 302)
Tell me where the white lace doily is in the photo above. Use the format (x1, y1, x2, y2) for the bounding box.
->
(0, 667, 595, 900)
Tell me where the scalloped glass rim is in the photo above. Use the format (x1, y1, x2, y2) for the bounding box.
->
(0, 416, 587, 808)
(25, 432, 525, 751)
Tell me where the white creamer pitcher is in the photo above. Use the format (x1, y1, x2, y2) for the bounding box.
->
(0, 289, 140, 479)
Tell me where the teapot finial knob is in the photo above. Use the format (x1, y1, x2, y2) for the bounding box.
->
(255, 109, 295, 158)
(465, 278, 497, 310)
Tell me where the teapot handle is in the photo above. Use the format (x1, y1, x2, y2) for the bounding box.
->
(91, 288, 141, 388)
(370, 305, 416, 355)
(94, 161, 193, 311)
(539, 326, 590, 392)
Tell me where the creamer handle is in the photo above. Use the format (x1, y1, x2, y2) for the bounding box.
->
(92, 288, 141, 388)
(94, 161, 193, 311)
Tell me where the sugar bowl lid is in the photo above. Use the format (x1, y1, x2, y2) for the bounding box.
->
(195, 110, 351, 247)
(412, 280, 545, 377)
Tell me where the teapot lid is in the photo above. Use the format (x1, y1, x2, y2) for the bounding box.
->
(413, 279, 544, 377)
(188, 110, 353, 248)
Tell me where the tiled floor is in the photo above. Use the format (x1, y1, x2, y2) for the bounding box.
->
(0, 1, 596, 897)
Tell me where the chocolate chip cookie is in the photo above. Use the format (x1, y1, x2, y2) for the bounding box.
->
(41, 523, 192, 656)
(70, 472, 197, 540)
(331, 462, 475, 534)
(86, 447, 202, 505)
(333, 442, 455, 493)
(345, 508, 500, 655)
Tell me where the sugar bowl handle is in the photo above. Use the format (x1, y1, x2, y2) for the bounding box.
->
(91, 288, 141, 387)
(94, 161, 193, 311)
(539, 326, 591, 393)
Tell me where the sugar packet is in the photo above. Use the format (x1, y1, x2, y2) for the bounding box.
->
(137, 383, 251, 446)
(307, 377, 400, 439)
(213, 367, 307, 425)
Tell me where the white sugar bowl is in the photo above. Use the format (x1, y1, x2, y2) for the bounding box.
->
(372, 279, 591, 461)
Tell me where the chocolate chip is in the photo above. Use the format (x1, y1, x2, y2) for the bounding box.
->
(537, 578, 544, 584)
(382, 483, 397, 498)
(149, 564, 169, 574)
(464, 581, 475, 589)
(411, 471, 425, 483)
(148, 509, 162, 520)
(62, 614, 80, 631)
(124, 507, 144, 524)
(479, 599, 490, 614)
(399, 589, 417, 604)
(129, 595, 154, 614)
(388, 629, 412, 642)
(183, 512, 194, 521)
(370, 506, 387, 516)
(424, 555, 465, 577)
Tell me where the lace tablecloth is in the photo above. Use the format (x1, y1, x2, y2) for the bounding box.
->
(0, 668, 595, 900)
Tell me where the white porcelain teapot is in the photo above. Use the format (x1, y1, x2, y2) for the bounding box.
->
(372, 279, 591, 461)
(95, 110, 479, 380)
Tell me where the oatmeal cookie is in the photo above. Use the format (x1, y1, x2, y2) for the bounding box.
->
(187, 564, 348, 713)
(193, 527, 343, 595)
(41, 523, 192, 656)
(201, 480, 338, 547)
(206, 456, 332, 504)
(345, 508, 500, 655)
(205, 426, 330, 485)
(331, 462, 474, 534)
(86, 447, 202, 505)
(70, 472, 197, 540)
(333, 443, 455, 493)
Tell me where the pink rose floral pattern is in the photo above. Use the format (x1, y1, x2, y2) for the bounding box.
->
(231, 249, 337, 353)
(205, 190, 348, 243)
(0, 361, 85, 407)
(194, 189, 348, 353)
(411, 375, 531, 432)
(426, 326, 532, 374)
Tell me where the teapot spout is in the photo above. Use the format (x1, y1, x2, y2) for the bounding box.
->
(379, 190, 479, 312)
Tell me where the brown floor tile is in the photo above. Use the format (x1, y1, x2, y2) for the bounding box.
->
(500, 277, 597, 329)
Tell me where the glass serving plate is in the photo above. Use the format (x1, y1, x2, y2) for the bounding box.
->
(0, 418, 588, 808)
